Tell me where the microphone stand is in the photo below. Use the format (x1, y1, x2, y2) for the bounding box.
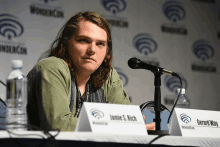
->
(147, 71, 169, 135)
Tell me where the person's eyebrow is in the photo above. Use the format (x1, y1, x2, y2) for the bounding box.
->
(76, 35, 107, 43)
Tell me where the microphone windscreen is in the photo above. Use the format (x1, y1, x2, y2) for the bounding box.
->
(128, 58, 138, 69)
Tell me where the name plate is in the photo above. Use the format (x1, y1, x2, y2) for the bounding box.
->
(75, 102, 148, 135)
(169, 108, 220, 137)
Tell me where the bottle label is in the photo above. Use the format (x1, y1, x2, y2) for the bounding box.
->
(6, 78, 27, 108)
(6, 78, 28, 130)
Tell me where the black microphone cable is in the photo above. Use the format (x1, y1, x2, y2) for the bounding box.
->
(128, 58, 184, 144)
(146, 75, 182, 145)
(4, 123, 45, 147)
(0, 79, 6, 86)
(1, 78, 61, 147)
(4, 123, 61, 147)
(167, 74, 183, 125)
(128, 58, 183, 127)
(147, 134, 168, 145)
(0, 79, 7, 107)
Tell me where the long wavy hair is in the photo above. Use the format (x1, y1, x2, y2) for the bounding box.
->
(46, 11, 113, 90)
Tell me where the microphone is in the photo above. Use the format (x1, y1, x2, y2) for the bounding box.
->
(128, 57, 178, 77)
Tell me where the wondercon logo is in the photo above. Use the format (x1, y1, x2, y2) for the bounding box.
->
(90, 108, 104, 119)
(164, 73, 188, 93)
(0, 14, 24, 40)
(115, 67, 129, 87)
(163, 0, 186, 23)
(192, 40, 214, 61)
(133, 33, 157, 56)
(180, 114, 191, 124)
(39, 0, 57, 3)
(101, 0, 127, 15)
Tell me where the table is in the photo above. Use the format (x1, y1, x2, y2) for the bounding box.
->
(0, 131, 220, 147)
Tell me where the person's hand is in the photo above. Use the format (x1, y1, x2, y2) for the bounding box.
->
(143, 115, 155, 130)
(145, 122, 155, 130)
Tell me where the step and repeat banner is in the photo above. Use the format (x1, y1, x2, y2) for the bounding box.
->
(0, 0, 219, 111)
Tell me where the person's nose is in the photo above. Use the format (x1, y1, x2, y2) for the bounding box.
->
(86, 42, 96, 56)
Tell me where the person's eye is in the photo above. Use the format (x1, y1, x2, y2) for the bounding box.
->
(78, 39, 88, 43)
(97, 42, 105, 46)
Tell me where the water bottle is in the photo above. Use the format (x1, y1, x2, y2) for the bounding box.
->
(6, 60, 27, 131)
(175, 88, 190, 109)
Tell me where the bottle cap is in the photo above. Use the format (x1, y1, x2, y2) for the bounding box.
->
(177, 88, 185, 94)
(11, 60, 23, 69)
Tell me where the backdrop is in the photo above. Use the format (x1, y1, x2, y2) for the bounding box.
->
(0, 0, 219, 111)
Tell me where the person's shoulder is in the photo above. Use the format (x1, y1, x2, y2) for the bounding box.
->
(28, 57, 70, 78)
(36, 57, 69, 71)
(107, 66, 120, 83)
(38, 57, 66, 67)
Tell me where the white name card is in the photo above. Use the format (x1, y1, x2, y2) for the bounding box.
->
(169, 108, 220, 137)
(75, 102, 148, 135)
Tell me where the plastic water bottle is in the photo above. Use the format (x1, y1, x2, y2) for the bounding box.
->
(175, 88, 190, 109)
(6, 60, 27, 131)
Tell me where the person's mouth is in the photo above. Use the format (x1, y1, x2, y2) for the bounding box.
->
(83, 57, 96, 62)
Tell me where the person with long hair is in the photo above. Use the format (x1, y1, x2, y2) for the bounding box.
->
(27, 11, 155, 131)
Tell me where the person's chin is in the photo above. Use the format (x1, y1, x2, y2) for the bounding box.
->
(83, 67, 97, 75)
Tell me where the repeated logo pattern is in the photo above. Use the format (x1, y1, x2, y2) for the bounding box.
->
(164, 73, 188, 93)
(101, 0, 127, 15)
(180, 113, 191, 124)
(163, 0, 186, 23)
(192, 40, 214, 61)
(0, 14, 24, 40)
(115, 67, 129, 87)
(133, 33, 157, 56)
(90, 108, 104, 119)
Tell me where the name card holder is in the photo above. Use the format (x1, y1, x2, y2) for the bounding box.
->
(75, 102, 148, 136)
(169, 108, 220, 138)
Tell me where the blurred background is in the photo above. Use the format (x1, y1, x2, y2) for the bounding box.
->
(0, 0, 219, 111)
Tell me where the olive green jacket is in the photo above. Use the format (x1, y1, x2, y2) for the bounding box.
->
(27, 57, 130, 131)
